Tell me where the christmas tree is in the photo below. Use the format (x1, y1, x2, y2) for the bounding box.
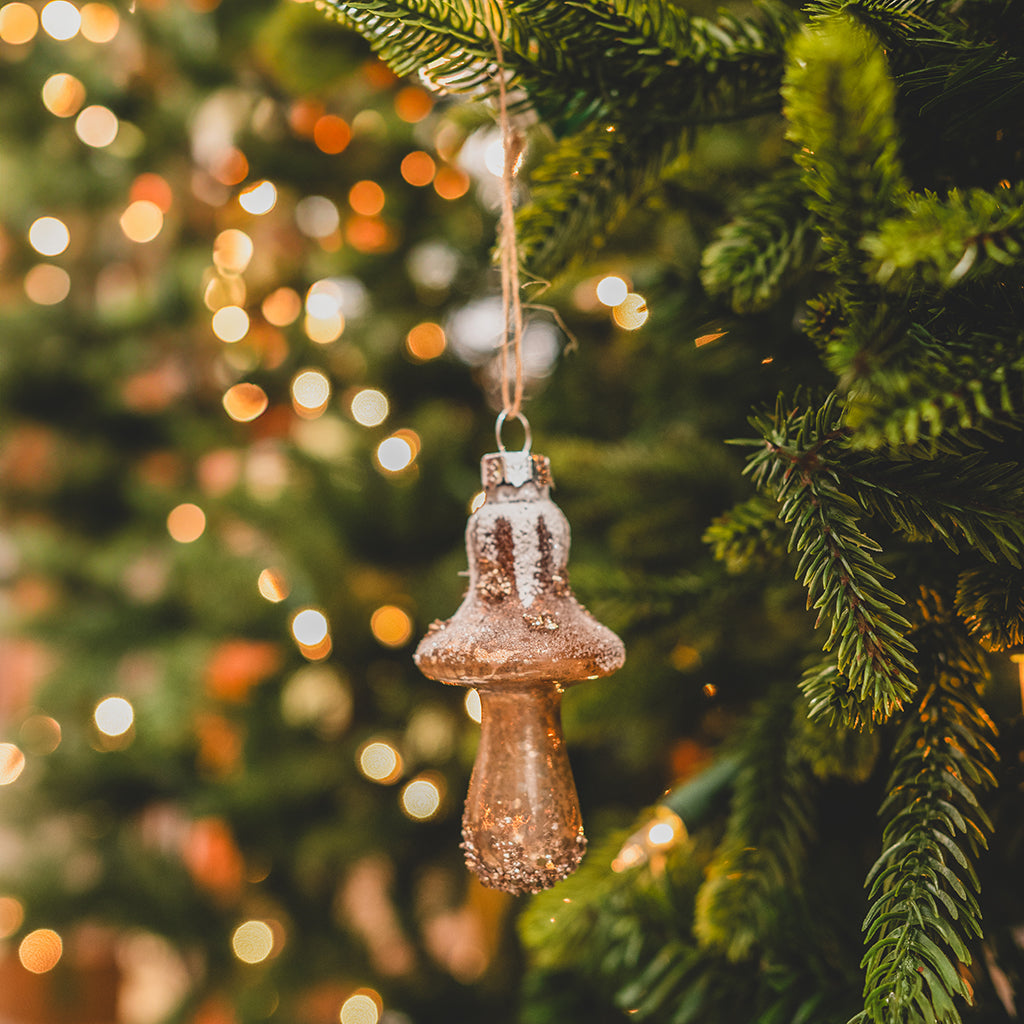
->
(2, 1, 1023, 1023)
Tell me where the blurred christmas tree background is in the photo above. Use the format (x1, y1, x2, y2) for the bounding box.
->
(2, 1, 1023, 1023)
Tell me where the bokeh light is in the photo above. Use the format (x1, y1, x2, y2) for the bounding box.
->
(304, 311, 344, 344)
(313, 114, 351, 154)
(212, 229, 254, 274)
(292, 608, 329, 647)
(400, 776, 442, 820)
(19, 929, 63, 973)
(212, 147, 249, 186)
(0, 743, 26, 785)
(94, 696, 134, 737)
(0, 896, 25, 939)
(41, 72, 85, 117)
(400, 151, 436, 187)
(464, 688, 482, 724)
(238, 179, 277, 215)
(131, 172, 173, 212)
(613, 293, 649, 330)
(20, 715, 62, 755)
(40, 0, 80, 39)
(433, 166, 470, 200)
(340, 992, 381, 1024)
(295, 195, 340, 238)
(647, 821, 676, 846)
(350, 388, 388, 427)
(394, 84, 433, 122)
(28, 216, 70, 256)
(262, 287, 302, 326)
(370, 605, 413, 648)
(80, 2, 118, 42)
(291, 369, 331, 416)
(348, 180, 385, 217)
(375, 435, 414, 473)
(405, 321, 446, 361)
(596, 275, 629, 307)
(212, 305, 250, 343)
(120, 200, 163, 243)
(357, 740, 402, 784)
(167, 503, 206, 543)
(469, 491, 486, 514)
(257, 568, 290, 603)
(232, 920, 274, 964)
(24, 264, 71, 305)
(222, 383, 268, 423)
(0, 3, 39, 44)
(75, 104, 118, 147)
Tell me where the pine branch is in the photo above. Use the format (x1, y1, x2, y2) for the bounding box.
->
(782, 16, 908, 301)
(703, 493, 789, 574)
(701, 169, 820, 314)
(695, 687, 817, 961)
(792, 670, 880, 778)
(955, 563, 1024, 651)
(865, 185, 1024, 291)
(859, 592, 997, 1024)
(745, 396, 918, 724)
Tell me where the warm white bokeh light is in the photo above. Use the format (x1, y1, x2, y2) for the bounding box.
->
(369, 605, 413, 648)
(612, 293, 649, 330)
(222, 383, 268, 423)
(80, 2, 118, 42)
(167, 503, 206, 543)
(232, 920, 274, 964)
(464, 688, 482, 724)
(647, 821, 676, 847)
(28, 217, 70, 256)
(40, 0, 80, 40)
(0, 3, 39, 44)
(257, 568, 289, 603)
(375, 436, 414, 473)
(357, 741, 402, 784)
(41, 72, 86, 117)
(340, 992, 381, 1024)
(212, 305, 250, 343)
(212, 229, 254, 274)
(0, 743, 26, 785)
(350, 389, 388, 428)
(74, 104, 118, 147)
(595, 275, 629, 307)
(19, 929, 63, 974)
(239, 180, 277, 215)
(119, 200, 163, 243)
(400, 777, 442, 820)
(24, 264, 71, 305)
(291, 370, 331, 413)
(93, 696, 134, 737)
(291, 608, 329, 647)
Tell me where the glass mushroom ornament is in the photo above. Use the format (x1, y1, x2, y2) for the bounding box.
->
(414, 429, 625, 894)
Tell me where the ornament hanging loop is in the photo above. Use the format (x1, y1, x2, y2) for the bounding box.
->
(495, 409, 531, 455)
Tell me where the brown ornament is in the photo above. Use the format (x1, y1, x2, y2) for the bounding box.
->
(414, 448, 625, 894)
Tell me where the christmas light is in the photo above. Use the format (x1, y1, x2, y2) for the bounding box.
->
(262, 287, 302, 326)
(291, 608, 329, 647)
(400, 151, 436, 187)
(79, 2, 118, 42)
(0, 743, 26, 785)
(130, 173, 173, 211)
(24, 264, 71, 305)
(94, 696, 134, 737)
(40, 1, 80, 40)
(0, 897, 24, 939)
(239, 180, 277, 215)
(28, 217, 70, 256)
(376, 435, 414, 473)
(405, 321, 446, 361)
(211, 147, 249, 186)
(370, 605, 413, 647)
(394, 85, 433, 122)
(20, 715, 62, 754)
(295, 195, 340, 238)
(433, 166, 470, 200)
(0, 2, 39, 44)
(75, 104, 118, 147)
(231, 920, 274, 964)
(212, 306, 250, 343)
(41, 72, 86, 117)
(119, 200, 164, 243)
(400, 776, 443, 820)
(595, 275, 629, 307)
(350, 388, 389, 427)
(464, 688, 482, 724)
(257, 568, 290, 602)
(19, 929, 63, 973)
(222, 383, 268, 422)
(167, 503, 206, 543)
(612, 293, 649, 330)
(313, 114, 351, 154)
(340, 992, 381, 1024)
(358, 740, 403, 784)
(212, 229, 254, 274)
(304, 311, 344, 344)
(349, 180, 385, 216)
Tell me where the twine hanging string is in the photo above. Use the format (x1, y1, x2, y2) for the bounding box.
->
(489, 26, 528, 451)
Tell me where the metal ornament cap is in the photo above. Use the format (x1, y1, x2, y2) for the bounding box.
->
(413, 451, 626, 688)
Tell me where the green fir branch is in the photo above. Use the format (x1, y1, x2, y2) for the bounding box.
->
(955, 563, 1024, 651)
(745, 396, 917, 724)
(703, 493, 789, 574)
(695, 688, 817, 961)
(859, 592, 997, 1024)
(865, 185, 1024, 290)
(701, 169, 820, 314)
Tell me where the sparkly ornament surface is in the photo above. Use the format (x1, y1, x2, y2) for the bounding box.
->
(415, 450, 624, 894)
